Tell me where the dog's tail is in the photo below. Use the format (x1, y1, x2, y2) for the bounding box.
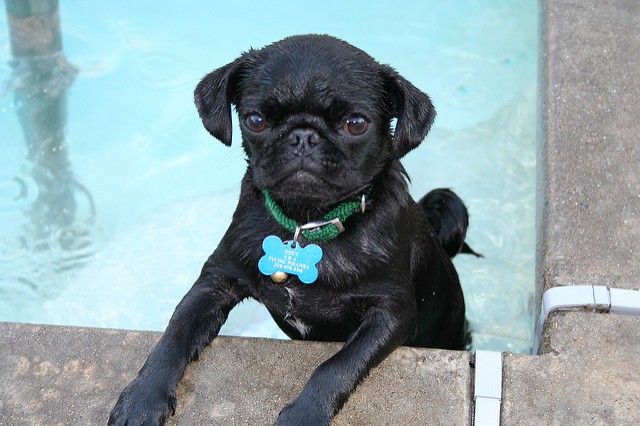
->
(418, 188, 482, 258)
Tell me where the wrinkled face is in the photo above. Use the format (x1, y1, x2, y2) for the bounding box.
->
(195, 35, 436, 206)
(234, 40, 392, 203)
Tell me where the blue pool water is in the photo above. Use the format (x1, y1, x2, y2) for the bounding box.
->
(0, 1, 537, 353)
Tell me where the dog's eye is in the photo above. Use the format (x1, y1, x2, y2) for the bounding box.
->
(244, 113, 267, 133)
(343, 115, 368, 136)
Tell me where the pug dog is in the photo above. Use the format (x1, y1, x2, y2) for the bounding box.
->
(108, 34, 476, 426)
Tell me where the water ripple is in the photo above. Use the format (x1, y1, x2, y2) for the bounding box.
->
(0, 235, 28, 262)
(0, 173, 39, 212)
(133, 52, 190, 88)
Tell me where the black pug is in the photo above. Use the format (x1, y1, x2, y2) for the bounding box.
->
(109, 34, 477, 426)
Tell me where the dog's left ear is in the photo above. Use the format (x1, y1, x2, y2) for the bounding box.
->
(381, 66, 436, 158)
(194, 59, 245, 146)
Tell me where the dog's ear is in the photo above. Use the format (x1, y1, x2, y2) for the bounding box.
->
(381, 66, 436, 158)
(194, 59, 245, 146)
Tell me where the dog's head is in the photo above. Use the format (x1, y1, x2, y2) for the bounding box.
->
(195, 34, 435, 205)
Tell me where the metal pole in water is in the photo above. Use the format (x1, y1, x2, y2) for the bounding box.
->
(5, 0, 63, 58)
(4, 0, 93, 253)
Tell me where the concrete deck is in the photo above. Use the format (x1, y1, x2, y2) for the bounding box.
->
(1, 0, 639, 424)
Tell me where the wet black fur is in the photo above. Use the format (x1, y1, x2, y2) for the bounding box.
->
(419, 188, 483, 258)
(109, 34, 474, 426)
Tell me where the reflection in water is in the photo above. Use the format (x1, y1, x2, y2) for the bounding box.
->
(2, 0, 96, 313)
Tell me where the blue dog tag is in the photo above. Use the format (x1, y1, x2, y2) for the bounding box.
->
(258, 235, 323, 284)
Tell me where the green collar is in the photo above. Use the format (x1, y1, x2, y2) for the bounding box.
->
(262, 188, 371, 243)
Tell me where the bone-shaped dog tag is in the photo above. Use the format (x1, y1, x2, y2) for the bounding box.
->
(258, 235, 323, 284)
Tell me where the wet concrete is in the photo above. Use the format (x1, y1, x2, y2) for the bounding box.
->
(0, 323, 472, 425)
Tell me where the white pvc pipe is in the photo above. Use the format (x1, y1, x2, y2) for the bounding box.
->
(474, 350, 503, 426)
(535, 285, 640, 353)
(609, 287, 640, 315)
(473, 285, 640, 424)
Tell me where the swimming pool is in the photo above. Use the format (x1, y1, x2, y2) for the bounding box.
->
(0, 0, 537, 353)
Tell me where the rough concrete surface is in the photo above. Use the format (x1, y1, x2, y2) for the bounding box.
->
(0, 323, 159, 426)
(504, 311, 640, 425)
(538, 0, 640, 290)
(173, 338, 472, 426)
(0, 322, 472, 425)
(526, 1, 640, 422)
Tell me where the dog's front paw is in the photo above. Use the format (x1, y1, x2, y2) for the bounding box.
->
(275, 400, 330, 426)
(108, 376, 177, 426)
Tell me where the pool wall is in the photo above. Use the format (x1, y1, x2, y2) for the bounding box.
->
(1, 0, 639, 424)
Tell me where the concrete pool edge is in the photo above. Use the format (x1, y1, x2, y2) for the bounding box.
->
(2, 0, 640, 424)
(529, 0, 640, 424)
(0, 322, 475, 425)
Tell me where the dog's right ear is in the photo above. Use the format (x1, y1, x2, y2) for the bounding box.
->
(194, 59, 244, 146)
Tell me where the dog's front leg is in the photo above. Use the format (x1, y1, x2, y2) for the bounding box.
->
(276, 305, 413, 426)
(108, 263, 247, 426)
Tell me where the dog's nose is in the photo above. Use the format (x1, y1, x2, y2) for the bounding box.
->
(287, 128, 319, 154)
